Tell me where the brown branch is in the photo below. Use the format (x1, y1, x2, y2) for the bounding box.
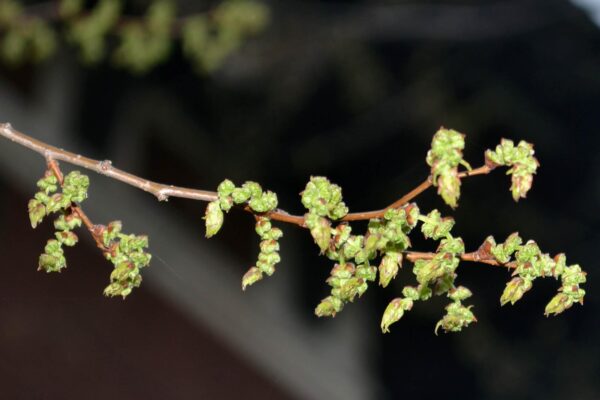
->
(0, 122, 494, 229)
(405, 250, 516, 269)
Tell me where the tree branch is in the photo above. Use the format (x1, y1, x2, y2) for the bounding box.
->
(0, 122, 493, 229)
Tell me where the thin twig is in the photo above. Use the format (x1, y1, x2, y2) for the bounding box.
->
(45, 157, 108, 252)
(405, 250, 516, 269)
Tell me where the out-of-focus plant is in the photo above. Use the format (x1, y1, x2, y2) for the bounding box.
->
(0, 0, 269, 73)
(0, 123, 587, 334)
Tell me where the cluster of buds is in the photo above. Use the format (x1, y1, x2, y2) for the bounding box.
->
(205, 178, 279, 238)
(316, 205, 419, 318)
(242, 217, 283, 290)
(435, 286, 477, 334)
(205, 179, 283, 290)
(478, 233, 586, 315)
(426, 128, 471, 208)
(485, 139, 539, 201)
(381, 206, 478, 333)
(102, 221, 152, 299)
(420, 209, 455, 240)
(301, 176, 349, 252)
(29, 170, 88, 273)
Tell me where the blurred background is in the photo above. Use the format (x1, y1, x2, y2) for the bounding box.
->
(0, 0, 599, 399)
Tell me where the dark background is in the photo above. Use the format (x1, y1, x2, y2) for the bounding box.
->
(1, 0, 599, 399)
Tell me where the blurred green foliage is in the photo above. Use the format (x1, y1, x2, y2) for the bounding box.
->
(0, 0, 270, 73)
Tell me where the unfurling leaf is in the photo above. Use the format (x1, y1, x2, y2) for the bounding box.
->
(204, 200, 224, 238)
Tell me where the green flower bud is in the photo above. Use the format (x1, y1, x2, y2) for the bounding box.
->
(301, 176, 348, 219)
(332, 224, 352, 249)
(264, 227, 283, 241)
(356, 264, 377, 282)
(379, 252, 402, 288)
(242, 181, 262, 198)
(491, 232, 522, 263)
(28, 199, 46, 228)
(330, 262, 355, 279)
(448, 286, 472, 301)
(500, 277, 532, 306)
(36, 173, 58, 194)
(242, 266, 263, 290)
(63, 171, 90, 203)
(315, 296, 343, 317)
(305, 213, 331, 253)
(204, 200, 224, 238)
(248, 190, 278, 213)
(333, 277, 365, 302)
(381, 298, 413, 333)
(55, 230, 79, 247)
(435, 302, 476, 334)
(485, 139, 538, 201)
(561, 264, 586, 286)
(438, 236, 465, 255)
(433, 273, 456, 296)
(232, 187, 252, 204)
(219, 196, 234, 212)
(342, 235, 363, 259)
(552, 254, 567, 278)
(544, 293, 572, 316)
(402, 286, 419, 300)
(414, 258, 444, 284)
(259, 239, 279, 254)
(420, 210, 454, 240)
(426, 128, 468, 208)
(255, 217, 272, 237)
(217, 179, 235, 197)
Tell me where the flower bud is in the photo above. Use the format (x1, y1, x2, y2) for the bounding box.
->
(204, 201, 224, 238)
(500, 277, 532, 306)
(381, 298, 413, 333)
(379, 252, 402, 288)
(242, 267, 263, 291)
